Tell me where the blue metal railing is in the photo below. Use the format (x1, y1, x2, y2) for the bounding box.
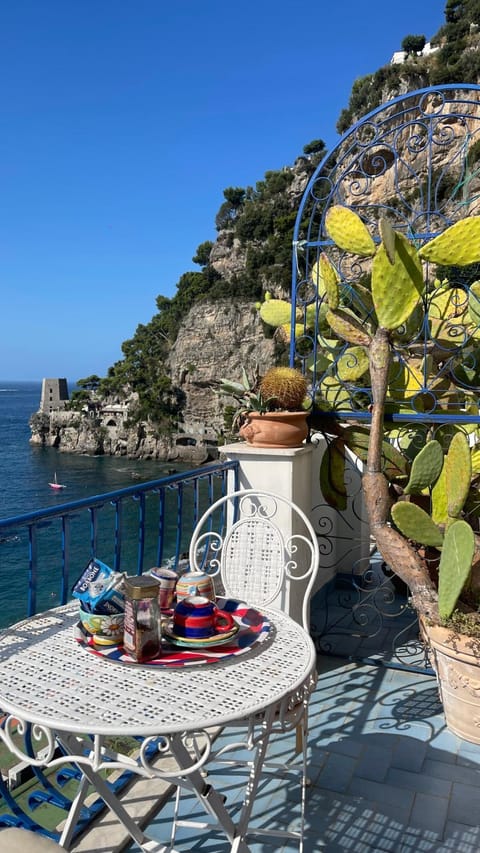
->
(0, 459, 239, 625)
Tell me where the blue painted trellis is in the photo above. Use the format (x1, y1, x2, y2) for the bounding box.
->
(290, 84, 480, 665)
(291, 83, 480, 428)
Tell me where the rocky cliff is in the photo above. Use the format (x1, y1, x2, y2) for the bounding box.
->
(29, 295, 281, 460)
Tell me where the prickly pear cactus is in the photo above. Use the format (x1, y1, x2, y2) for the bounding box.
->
(438, 519, 475, 620)
(326, 308, 371, 347)
(319, 438, 347, 511)
(259, 299, 298, 327)
(403, 440, 444, 495)
(336, 346, 369, 382)
(431, 464, 448, 526)
(371, 231, 424, 330)
(314, 253, 340, 309)
(419, 216, 480, 266)
(446, 431, 471, 518)
(468, 281, 480, 328)
(325, 205, 376, 257)
(387, 359, 423, 401)
(391, 502, 444, 548)
(379, 216, 396, 264)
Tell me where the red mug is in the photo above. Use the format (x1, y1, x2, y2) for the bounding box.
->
(173, 595, 234, 639)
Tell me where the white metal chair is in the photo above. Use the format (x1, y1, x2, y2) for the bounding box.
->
(172, 488, 320, 852)
(189, 488, 319, 630)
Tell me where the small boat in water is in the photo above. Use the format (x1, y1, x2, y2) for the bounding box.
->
(48, 472, 66, 490)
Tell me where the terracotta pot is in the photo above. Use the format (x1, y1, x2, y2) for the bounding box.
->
(239, 411, 309, 449)
(421, 618, 480, 743)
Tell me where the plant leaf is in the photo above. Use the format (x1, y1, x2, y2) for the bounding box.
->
(371, 231, 424, 330)
(438, 520, 475, 620)
(403, 440, 444, 494)
(325, 205, 376, 257)
(391, 501, 444, 547)
(419, 216, 480, 266)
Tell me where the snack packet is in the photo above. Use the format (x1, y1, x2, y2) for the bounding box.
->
(72, 558, 125, 613)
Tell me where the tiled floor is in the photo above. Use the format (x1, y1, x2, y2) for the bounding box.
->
(126, 656, 480, 853)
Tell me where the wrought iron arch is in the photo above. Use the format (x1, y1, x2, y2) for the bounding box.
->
(291, 83, 480, 429)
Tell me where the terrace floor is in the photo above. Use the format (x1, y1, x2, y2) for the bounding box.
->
(69, 654, 480, 853)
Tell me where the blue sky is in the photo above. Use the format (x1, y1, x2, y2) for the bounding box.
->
(1, 0, 445, 382)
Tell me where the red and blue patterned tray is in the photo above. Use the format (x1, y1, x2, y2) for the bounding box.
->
(75, 598, 270, 667)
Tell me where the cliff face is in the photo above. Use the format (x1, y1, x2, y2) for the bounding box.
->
(29, 297, 280, 460)
(168, 298, 278, 434)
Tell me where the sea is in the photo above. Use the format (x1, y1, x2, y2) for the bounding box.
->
(0, 381, 194, 625)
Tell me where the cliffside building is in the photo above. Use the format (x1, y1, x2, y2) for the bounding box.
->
(39, 378, 69, 413)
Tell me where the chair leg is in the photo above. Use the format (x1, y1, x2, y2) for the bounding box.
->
(295, 722, 303, 754)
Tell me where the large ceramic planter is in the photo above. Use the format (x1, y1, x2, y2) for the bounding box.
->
(421, 618, 480, 743)
(239, 411, 309, 449)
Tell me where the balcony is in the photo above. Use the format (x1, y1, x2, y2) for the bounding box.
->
(0, 449, 480, 853)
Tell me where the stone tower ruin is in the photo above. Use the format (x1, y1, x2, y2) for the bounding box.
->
(39, 378, 69, 413)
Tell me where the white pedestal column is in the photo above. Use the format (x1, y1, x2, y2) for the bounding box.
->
(220, 442, 315, 624)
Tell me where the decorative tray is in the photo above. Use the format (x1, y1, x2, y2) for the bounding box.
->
(75, 598, 270, 667)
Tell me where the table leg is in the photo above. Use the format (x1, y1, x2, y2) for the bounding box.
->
(58, 774, 90, 849)
(168, 733, 251, 853)
(55, 733, 178, 853)
(234, 705, 276, 844)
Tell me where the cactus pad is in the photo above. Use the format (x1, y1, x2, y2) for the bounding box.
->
(471, 444, 480, 475)
(325, 205, 376, 257)
(379, 216, 396, 264)
(403, 440, 444, 494)
(314, 253, 340, 309)
(326, 309, 372, 346)
(337, 346, 369, 382)
(319, 438, 347, 511)
(342, 425, 409, 480)
(260, 299, 298, 327)
(432, 464, 448, 525)
(419, 216, 480, 266)
(387, 359, 423, 401)
(446, 431, 471, 518)
(469, 281, 480, 328)
(438, 519, 475, 620)
(372, 231, 424, 330)
(391, 501, 444, 547)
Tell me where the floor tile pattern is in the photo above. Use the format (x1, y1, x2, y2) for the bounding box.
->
(126, 657, 480, 852)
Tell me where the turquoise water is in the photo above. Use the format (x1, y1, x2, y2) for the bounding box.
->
(0, 381, 197, 625)
(0, 381, 188, 518)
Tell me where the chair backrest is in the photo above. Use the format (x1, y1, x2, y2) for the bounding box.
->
(188, 489, 320, 630)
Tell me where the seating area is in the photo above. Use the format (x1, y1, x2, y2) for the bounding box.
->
(58, 650, 480, 853)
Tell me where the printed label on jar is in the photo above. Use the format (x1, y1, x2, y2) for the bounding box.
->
(123, 599, 136, 653)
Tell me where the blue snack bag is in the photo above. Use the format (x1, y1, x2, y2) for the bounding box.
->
(72, 559, 124, 612)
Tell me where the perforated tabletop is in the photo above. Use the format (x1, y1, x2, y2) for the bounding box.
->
(0, 603, 317, 737)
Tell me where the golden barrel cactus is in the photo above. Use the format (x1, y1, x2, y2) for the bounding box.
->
(259, 367, 308, 411)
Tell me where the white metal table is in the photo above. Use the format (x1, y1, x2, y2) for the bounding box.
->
(0, 602, 317, 852)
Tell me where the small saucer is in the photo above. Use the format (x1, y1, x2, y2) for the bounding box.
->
(163, 622, 239, 648)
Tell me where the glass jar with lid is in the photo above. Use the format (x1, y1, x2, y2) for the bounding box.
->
(123, 575, 161, 662)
